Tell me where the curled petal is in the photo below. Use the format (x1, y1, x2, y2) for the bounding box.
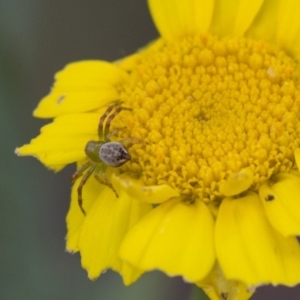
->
(34, 61, 129, 118)
(111, 173, 180, 203)
(120, 198, 215, 282)
(216, 192, 300, 286)
(219, 168, 254, 197)
(259, 173, 300, 237)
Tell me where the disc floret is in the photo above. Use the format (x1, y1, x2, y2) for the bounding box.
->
(115, 35, 300, 201)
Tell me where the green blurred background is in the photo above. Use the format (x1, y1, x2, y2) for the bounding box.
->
(1, 0, 300, 299)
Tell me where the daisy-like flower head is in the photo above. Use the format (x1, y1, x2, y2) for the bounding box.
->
(16, 1, 300, 299)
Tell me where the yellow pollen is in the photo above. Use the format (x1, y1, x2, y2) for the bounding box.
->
(114, 35, 300, 201)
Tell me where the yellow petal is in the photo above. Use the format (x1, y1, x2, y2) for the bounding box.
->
(77, 182, 152, 285)
(210, 0, 263, 36)
(219, 168, 254, 197)
(34, 61, 129, 118)
(148, 0, 214, 41)
(111, 173, 180, 204)
(216, 192, 300, 286)
(259, 173, 300, 237)
(120, 198, 215, 282)
(66, 169, 105, 252)
(15, 113, 100, 169)
(276, 0, 300, 61)
(197, 264, 254, 300)
(246, 0, 279, 43)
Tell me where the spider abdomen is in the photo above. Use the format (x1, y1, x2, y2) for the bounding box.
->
(100, 142, 131, 167)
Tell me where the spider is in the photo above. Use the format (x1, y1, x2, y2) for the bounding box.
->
(71, 102, 133, 215)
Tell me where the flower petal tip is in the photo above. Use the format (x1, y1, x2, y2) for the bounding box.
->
(15, 145, 38, 159)
(87, 272, 98, 281)
(14, 147, 22, 156)
(32, 107, 43, 118)
(65, 248, 75, 254)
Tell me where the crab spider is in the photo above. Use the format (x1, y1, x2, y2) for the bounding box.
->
(71, 102, 133, 215)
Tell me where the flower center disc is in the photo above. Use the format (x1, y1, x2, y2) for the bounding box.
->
(116, 35, 300, 201)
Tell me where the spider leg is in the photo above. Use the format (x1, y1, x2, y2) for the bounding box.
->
(94, 164, 119, 198)
(106, 126, 127, 140)
(98, 102, 121, 140)
(104, 106, 132, 142)
(71, 161, 92, 182)
(77, 164, 96, 215)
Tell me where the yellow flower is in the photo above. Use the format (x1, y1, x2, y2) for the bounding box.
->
(16, 0, 300, 299)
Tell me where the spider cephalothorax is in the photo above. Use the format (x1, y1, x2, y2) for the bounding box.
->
(71, 103, 132, 215)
